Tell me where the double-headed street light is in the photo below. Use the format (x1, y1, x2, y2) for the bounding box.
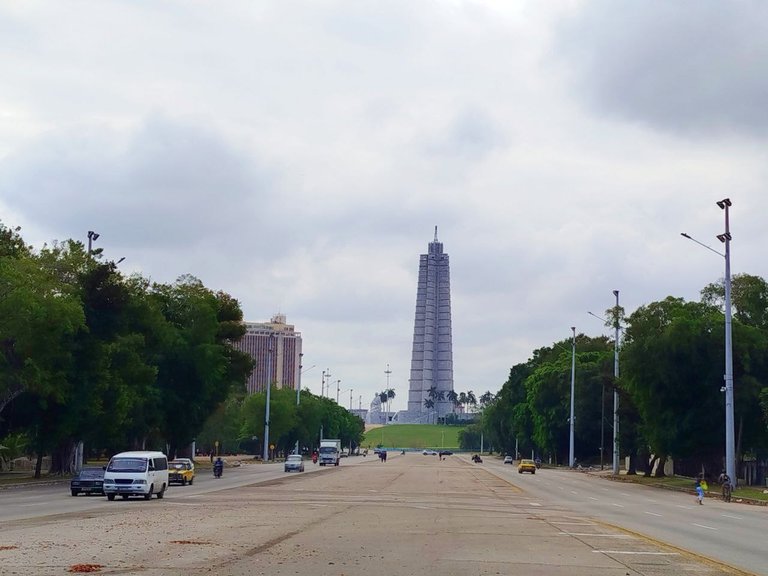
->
(87, 230, 99, 254)
(587, 293, 621, 476)
(681, 198, 735, 488)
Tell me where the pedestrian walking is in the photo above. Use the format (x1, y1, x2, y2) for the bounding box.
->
(695, 478, 705, 505)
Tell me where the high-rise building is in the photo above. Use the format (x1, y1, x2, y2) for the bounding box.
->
(234, 314, 303, 394)
(405, 228, 454, 421)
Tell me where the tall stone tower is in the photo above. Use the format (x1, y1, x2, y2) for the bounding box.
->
(406, 227, 454, 421)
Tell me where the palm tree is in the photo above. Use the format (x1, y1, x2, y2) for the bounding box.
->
(467, 390, 477, 412)
(479, 391, 495, 408)
(379, 391, 389, 423)
(423, 398, 435, 424)
(458, 391, 468, 413)
(386, 388, 396, 419)
(446, 390, 459, 414)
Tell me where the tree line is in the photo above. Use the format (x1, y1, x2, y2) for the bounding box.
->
(0, 223, 364, 476)
(472, 274, 768, 477)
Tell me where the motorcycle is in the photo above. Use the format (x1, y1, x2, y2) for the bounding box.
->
(213, 462, 223, 478)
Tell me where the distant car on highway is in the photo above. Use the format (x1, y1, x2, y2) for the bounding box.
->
(70, 467, 105, 496)
(284, 454, 305, 472)
(168, 458, 195, 486)
(518, 459, 537, 474)
(422, 449, 438, 455)
(503, 455, 514, 465)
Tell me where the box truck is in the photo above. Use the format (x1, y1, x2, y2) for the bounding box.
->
(319, 439, 341, 466)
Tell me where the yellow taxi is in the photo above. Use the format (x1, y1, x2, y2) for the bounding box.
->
(518, 459, 537, 474)
(169, 458, 195, 485)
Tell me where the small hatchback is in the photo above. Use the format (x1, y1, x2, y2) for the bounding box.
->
(284, 454, 305, 472)
(503, 455, 514, 465)
(518, 459, 537, 474)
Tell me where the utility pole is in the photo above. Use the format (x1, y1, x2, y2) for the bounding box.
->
(263, 336, 274, 461)
(613, 290, 620, 475)
(569, 326, 576, 468)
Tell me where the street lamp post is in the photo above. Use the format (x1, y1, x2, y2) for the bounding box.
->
(718, 199, 736, 488)
(336, 379, 341, 404)
(569, 327, 576, 468)
(681, 198, 736, 488)
(349, 388, 353, 410)
(263, 336, 274, 461)
(87, 230, 99, 254)
(612, 290, 620, 475)
(295, 352, 303, 455)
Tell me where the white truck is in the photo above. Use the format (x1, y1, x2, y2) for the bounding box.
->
(318, 439, 341, 466)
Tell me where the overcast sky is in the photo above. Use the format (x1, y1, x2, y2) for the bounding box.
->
(2, 1, 766, 412)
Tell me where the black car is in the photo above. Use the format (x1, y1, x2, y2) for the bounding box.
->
(438, 450, 453, 456)
(70, 467, 105, 496)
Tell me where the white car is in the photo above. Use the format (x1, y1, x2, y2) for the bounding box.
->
(422, 449, 438, 455)
(503, 455, 514, 465)
(284, 454, 305, 472)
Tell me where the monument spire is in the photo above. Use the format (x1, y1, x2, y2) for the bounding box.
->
(434, 225, 438, 242)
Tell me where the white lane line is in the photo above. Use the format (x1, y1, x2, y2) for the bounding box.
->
(721, 513, 743, 520)
(619, 492, 631, 497)
(676, 505, 693, 509)
(589, 497, 599, 501)
(610, 503, 625, 508)
(692, 523, 718, 531)
(644, 511, 663, 517)
(528, 502, 542, 507)
(559, 533, 633, 538)
(551, 522, 595, 526)
(644, 498, 657, 503)
(593, 551, 678, 556)
(570, 490, 579, 495)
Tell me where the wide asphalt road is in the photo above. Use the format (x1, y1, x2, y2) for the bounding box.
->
(0, 453, 760, 575)
(484, 458, 768, 575)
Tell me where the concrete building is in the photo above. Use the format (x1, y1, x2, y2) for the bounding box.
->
(234, 314, 303, 394)
(396, 228, 454, 423)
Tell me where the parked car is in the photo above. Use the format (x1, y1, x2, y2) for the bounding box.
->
(284, 454, 305, 472)
(503, 455, 514, 465)
(168, 458, 195, 485)
(70, 467, 105, 496)
(518, 459, 537, 474)
(438, 450, 453, 456)
(422, 449, 438, 455)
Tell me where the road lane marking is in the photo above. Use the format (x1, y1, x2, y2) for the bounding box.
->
(551, 522, 595, 526)
(593, 551, 678, 556)
(589, 497, 598, 501)
(692, 523, 718, 531)
(559, 533, 633, 538)
(644, 511, 662, 517)
(619, 492, 631, 496)
(570, 490, 579, 494)
(528, 502, 542, 506)
(721, 513, 743, 520)
(610, 503, 624, 508)
(676, 505, 693, 509)
(644, 498, 657, 503)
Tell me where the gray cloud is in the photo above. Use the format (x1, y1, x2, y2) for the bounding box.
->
(556, 0, 768, 138)
(0, 116, 275, 252)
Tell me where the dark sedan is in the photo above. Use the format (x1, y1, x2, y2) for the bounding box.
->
(70, 467, 105, 496)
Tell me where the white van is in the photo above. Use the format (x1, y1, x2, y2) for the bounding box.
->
(103, 451, 169, 501)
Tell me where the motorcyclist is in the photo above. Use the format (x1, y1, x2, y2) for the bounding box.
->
(213, 457, 223, 478)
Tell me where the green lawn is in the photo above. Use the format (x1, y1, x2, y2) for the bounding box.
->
(613, 473, 768, 503)
(362, 424, 464, 450)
